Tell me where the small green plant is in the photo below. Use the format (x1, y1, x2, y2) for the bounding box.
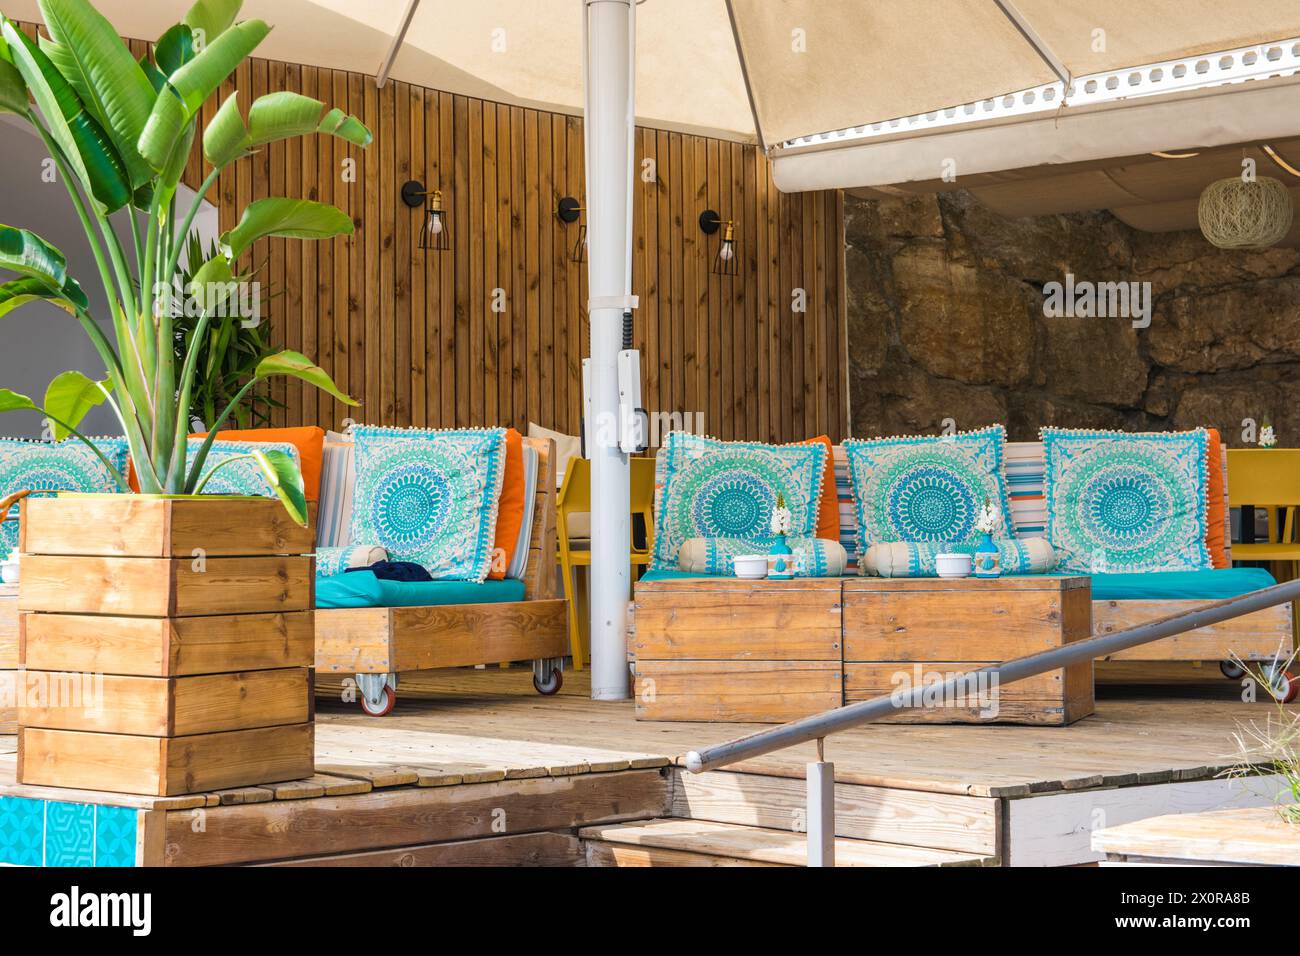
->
(172, 232, 281, 431)
(0, 0, 370, 524)
(1221, 647, 1300, 825)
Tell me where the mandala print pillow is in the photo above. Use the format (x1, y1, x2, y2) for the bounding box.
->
(350, 427, 507, 581)
(186, 439, 300, 497)
(1042, 428, 1211, 573)
(845, 426, 1014, 557)
(652, 433, 826, 571)
(0, 437, 130, 559)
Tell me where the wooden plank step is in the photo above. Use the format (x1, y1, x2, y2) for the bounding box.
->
(579, 819, 995, 867)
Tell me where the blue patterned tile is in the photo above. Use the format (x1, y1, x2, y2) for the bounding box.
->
(45, 801, 95, 867)
(94, 806, 138, 867)
(0, 796, 45, 866)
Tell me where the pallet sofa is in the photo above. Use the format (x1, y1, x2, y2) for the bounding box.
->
(312, 435, 569, 715)
(628, 438, 1294, 723)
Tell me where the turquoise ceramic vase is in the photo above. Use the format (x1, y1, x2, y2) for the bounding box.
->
(768, 534, 795, 580)
(974, 532, 1001, 579)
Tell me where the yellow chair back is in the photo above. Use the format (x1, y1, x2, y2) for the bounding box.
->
(1227, 450, 1300, 507)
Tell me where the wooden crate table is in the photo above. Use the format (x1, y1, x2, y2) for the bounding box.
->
(15, 496, 316, 796)
(0, 583, 16, 734)
(843, 576, 1094, 726)
(1093, 807, 1300, 866)
(631, 577, 843, 722)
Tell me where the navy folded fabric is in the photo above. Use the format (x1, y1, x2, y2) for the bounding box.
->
(346, 560, 433, 582)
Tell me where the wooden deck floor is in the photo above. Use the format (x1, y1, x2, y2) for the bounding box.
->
(0, 668, 1291, 866)
(313, 667, 1287, 798)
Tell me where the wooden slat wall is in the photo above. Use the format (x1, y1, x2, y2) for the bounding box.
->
(16, 20, 847, 443)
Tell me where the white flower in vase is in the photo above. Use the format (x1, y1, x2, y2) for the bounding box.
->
(974, 499, 1001, 536)
(1260, 425, 1277, 449)
(770, 494, 793, 537)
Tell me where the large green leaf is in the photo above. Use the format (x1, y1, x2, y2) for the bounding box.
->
(256, 350, 358, 407)
(0, 276, 86, 318)
(0, 224, 69, 290)
(38, 0, 157, 190)
(184, 0, 243, 47)
(154, 23, 195, 76)
(2, 20, 131, 213)
(203, 90, 370, 168)
(252, 448, 307, 527)
(0, 389, 39, 414)
(0, 57, 26, 114)
(137, 18, 269, 171)
(221, 198, 352, 261)
(43, 369, 112, 440)
(187, 252, 237, 314)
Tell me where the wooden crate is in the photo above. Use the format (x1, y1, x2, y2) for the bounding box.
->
(18, 667, 312, 736)
(16, 495, 317, 794)
(0, 584, 16, 734)
(842, 576, 1094, 726)
(17, 723, 315, 796)
(632, 578, 843, 722)
(21, 610, 314, 676)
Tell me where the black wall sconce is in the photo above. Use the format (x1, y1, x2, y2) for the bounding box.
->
(403, 180, 450, 251)
(557, 196, 587, 263)
(699, 209, 738, 276)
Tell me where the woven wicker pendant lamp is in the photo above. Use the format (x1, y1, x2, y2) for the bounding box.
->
(1198, 174, 1294, 250)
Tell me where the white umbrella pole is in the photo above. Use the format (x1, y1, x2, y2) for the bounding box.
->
(583, 0, 635, 700)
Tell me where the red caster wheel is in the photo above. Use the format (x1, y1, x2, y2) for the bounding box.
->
(359, 684, 396, 716)
(1267, 669, 1299, 704)
(533, 668, 563, 696)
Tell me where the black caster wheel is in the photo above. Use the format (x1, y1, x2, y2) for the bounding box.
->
(1220, 660, 1246, 680)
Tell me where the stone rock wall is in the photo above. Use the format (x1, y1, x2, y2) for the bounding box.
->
(845, 191, 1300, 445)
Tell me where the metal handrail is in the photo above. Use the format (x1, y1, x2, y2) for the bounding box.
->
(685, 578, 1300, 773)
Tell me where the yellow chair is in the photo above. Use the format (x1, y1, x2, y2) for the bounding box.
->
(557, 457, 656, 669)
(1227, 449, 1300, 564)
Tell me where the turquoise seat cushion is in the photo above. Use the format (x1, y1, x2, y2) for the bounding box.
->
(1090, 568, 1275, 602)
(652, 432, 827, 571)
(187, 438, 300, 497)
(316, 571, 526, 609)
(844, 426, 1014, 556)
(350, 426, 507, 581)
(1042, 428, 1212, 574)
(0, 437, 130, 559)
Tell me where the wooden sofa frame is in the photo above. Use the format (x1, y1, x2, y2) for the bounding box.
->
(314, 436, 569, 715)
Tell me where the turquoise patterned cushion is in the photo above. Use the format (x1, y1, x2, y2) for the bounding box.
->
(678, 536, 848, 577)
(0, 438, 129, 559)
(652, 433, 827, 571)
(862, 537, 1057, 578)
(186, 439, 300, 498)
(845, 426, 1013, 556)
(316, 544, 388, 578)
(1042, 428, 1211, 573)
(350, 427, 507, 581)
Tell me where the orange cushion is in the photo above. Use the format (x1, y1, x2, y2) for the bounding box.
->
(488, 428, 526, 580)
(1205, 428, 1229, 569)
(802, 435, 840, 542)
(188, 426, 326, 501)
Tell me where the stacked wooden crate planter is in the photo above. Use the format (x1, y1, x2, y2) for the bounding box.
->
(16, 495, 316, 796)
(0, 584, 16, 734)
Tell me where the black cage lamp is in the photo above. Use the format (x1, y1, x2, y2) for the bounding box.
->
(403, 180, 450, 251)
(557, 196, 587, 263)
(699, 209, 738, 276)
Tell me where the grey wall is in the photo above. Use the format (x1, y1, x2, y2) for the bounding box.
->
(0, 114, 217, 440)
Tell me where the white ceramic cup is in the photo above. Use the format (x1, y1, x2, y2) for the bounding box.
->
(732, 554, 769, 579)
(935, 553, 972, 579)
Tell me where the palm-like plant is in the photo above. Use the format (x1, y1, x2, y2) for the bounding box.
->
(0, 0, 367, 524)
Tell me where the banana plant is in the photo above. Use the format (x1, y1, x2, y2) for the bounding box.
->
(0, 0, 368, 525)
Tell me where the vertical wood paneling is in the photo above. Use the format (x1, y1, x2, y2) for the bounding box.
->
(157, 52, 850, 442)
